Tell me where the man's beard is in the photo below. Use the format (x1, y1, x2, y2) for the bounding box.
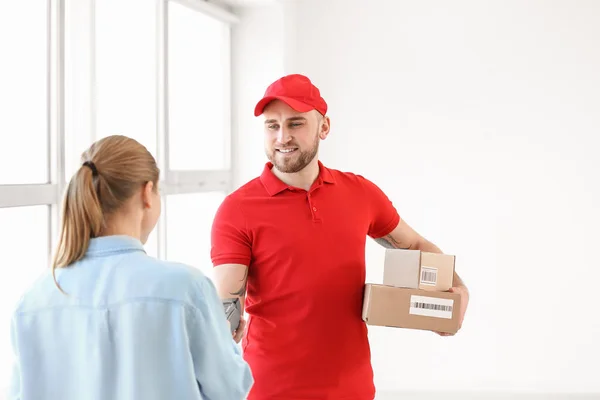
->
(267, 132, 319, 174)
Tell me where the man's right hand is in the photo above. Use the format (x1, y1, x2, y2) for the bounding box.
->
(232, 317, 246, 343)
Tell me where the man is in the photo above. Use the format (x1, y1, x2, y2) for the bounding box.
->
(211, 74, 469, 400)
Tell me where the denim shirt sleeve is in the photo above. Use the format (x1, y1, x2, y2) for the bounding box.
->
(188, 275, 253, 400)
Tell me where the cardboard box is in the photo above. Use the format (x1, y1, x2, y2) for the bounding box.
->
(383, 249, 455, 292)
(362, 284, 461, 334)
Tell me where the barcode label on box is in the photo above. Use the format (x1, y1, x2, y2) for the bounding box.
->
(420, 266, 438, 285)
(409, 295, 453, 319)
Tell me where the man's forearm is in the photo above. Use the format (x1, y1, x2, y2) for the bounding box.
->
(213, 264, 248, 300)
(415, 237, 442, 254)
(375, 233, 442, 253)
(212, 264, 249, 334)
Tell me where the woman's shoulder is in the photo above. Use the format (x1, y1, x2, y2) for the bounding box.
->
(133, 254, 207, 283)
(11, 269, 53, 314)
(125, 253, 215, 304)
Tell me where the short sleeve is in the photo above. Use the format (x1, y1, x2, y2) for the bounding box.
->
(358, 176, 401, 238)
(210, 195, 252, 267)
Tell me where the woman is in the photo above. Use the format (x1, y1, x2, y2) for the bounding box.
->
(8, 135, 253, 400)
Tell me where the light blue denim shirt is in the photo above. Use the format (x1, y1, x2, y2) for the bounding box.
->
(8, 235, 253, 400)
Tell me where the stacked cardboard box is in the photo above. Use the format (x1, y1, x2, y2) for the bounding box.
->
(362, 249, 462, 334)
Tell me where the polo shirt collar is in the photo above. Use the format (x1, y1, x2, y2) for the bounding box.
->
(260, 160, 336, 196)
(86, 235, 146, 256)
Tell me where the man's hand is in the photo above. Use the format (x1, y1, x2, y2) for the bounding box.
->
(436, 285, 469, 336)
(232, 317, 246, 343)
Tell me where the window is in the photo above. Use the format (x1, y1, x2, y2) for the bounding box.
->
(145, 228, 159, 259)
(0, 206, 50, 389)
(167, 1, 231, 170)
(95, 0, 157, 158)
(0, 2, 48, 184)
(0, 0, 235, 392)
(166, 192, 226, 276)
(0, 1, 53, 387)
(64, 0, 95, 181)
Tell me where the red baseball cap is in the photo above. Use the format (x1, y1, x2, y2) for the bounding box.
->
(254, 74, 328, 117)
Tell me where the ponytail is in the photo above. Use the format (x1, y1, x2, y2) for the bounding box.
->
(51, 135, 160, 293)
(52, 164, 103, 292)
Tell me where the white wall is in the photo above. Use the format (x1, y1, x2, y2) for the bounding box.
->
(230, 3, 286, 188)
(232, 0, 600, 396)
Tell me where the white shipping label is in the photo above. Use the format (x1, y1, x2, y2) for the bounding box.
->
(420, 266, 438, 285)
(409, 295, 454, 319)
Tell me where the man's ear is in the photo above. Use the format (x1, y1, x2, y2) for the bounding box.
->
(319, 115, 331, 140)
(142, 181, 154, 209)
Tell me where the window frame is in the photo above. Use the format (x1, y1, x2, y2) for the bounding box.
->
(0, 0, 238, 261)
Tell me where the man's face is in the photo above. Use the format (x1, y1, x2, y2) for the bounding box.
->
(263, 100, 328, 173)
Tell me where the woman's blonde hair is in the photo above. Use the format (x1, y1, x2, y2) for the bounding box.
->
(52, 135, 159, 290)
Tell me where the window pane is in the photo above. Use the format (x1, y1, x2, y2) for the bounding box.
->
(0, 3, 48, 184)
(144, 221, 159, 259)
(168, 2, 230, 170)
(95, 0, 157, 158)
(64, 0, 95, 181)
(0, 206, 49, 389)
(166, 192, 225, 276)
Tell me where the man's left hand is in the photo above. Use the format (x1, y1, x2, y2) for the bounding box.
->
(436, 285, 469, 337)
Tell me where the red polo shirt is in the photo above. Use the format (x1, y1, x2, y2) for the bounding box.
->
(211, 161, 400, 400)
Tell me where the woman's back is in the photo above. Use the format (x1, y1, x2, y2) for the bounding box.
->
(9, 135, 252, 400)
(11, 235, 252, 400)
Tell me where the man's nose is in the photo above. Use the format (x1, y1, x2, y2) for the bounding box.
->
(276, 128, 292, 144)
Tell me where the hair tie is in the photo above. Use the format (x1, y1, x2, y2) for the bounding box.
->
(83, 161, 98, 177)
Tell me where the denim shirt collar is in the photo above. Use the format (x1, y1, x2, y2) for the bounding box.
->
(86, 235, 146, 256)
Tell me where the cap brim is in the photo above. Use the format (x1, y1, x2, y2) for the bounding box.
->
(254, 96, 315, 117)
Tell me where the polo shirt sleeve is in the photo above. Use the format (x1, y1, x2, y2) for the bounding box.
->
(210, 195, 252, 267)
(358, 176, 401, 239)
